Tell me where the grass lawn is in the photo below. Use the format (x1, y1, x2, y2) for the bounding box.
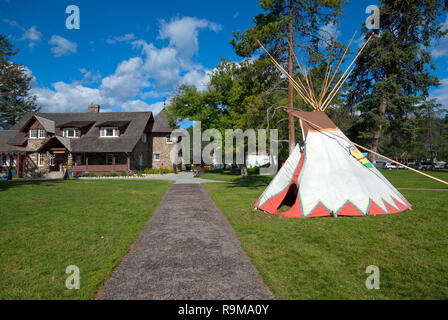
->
(202, 169, 448, 299)
(0, 180, 172, 299)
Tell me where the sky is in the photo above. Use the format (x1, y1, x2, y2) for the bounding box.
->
(1, 0, 447, 116)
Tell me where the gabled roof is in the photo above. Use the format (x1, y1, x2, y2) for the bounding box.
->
(1, 109, 175, 153)
(55, 121, 95, 129)
(0, 130, 25, 153)
(35, 111, 154, 153)
(35, 115, 55, 133)
(152, 109, 172, 133)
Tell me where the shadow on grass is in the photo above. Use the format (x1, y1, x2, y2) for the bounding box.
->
(204, 169, 274, 189)
(0, 179, 69, 192)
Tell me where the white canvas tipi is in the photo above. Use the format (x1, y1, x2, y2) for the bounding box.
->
(254, 33, 414, 218)
(254, 110, 411, 218)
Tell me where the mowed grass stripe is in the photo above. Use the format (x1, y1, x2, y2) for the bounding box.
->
(0, 180, 172, 299)
(203, 170, 448, 299)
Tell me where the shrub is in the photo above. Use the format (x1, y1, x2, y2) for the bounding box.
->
(87, 172, 97, 177)
(109, 172, 118, 177)
(121, 171, 127, 176)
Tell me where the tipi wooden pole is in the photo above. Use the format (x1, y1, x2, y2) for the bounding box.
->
(319, 31, 357, 107)
(288, 110, 448, 186)
(320, 33, 373, 111)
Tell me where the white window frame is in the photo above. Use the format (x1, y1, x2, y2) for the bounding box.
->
(38, 129, 46, 139)
(1, 155, 7, 166)
(49, 154, 55, 166)
(106, 154, 114, 165)
(100, 127, 119, 138)
(154, 153, 160, 161)
(63, 128, 79, 138)
(38, 153, 46, 167)
(29, 129, 37, 139)
(165, 135, 173, 144)
(141, 133, 147, 143)
(10, 156, 16, 167)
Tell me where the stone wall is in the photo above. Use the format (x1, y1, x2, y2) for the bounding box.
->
(150, 133, 176, 170)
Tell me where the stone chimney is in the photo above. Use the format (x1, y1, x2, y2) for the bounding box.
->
(88, 103, 100, 113)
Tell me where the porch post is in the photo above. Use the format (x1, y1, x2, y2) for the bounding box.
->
(67, 152, 73, 171)
(86, 153, 89, 171)
(127, 153, 130, 172)
(16, 154, 22, 178)
(113, 154, 116, 171)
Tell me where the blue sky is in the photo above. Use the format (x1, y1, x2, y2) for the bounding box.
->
(1, 0, 447, 115)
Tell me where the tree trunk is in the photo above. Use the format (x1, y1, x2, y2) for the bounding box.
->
(288, 0, 295, 154)
(368, 97, 387, 162)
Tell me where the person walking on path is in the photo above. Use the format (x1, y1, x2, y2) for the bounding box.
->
(160, 163, 165, 175)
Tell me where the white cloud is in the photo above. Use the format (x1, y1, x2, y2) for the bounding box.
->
(158, 16, 222, 62)
(181, 69, 211, 91)
(32, 83, 106, 113)
(122, 100, 165, 114)
(106, 33, 135, 44)
(100, 57, 149, 100)
(431, 77, 448, 109)
(49, 35, 77, 57)
(30, 16, 217, 113)
(20, 26, 42, 48)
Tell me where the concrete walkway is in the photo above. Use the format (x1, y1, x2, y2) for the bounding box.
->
(97, 183, 273, 300)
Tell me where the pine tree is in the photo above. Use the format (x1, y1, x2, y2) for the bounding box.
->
(348, 0, 448, 161)
(230, 0, 343, 153)
(0, 34, 38, 129)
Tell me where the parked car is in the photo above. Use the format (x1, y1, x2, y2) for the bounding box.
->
(418, 161, 434, 170)
(434, 161, 447, 169)
(383, 162, 398, 170)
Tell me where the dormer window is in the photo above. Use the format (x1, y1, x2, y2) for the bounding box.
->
(38, 129, 46, 139)
(29, 129, 37, 139)
(100, 127, 119, 137)
(63, 128, 79, 138)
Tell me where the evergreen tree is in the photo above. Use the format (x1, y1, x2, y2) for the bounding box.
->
(0, 34, 38, 129)
(231, 0, 344, 153)
(347, 0, 448, 161)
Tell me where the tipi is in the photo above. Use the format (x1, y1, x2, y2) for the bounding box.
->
(254, 33, 413, 218)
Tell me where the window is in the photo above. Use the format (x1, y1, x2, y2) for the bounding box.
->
(166, 136, 173, 144)
(29, 129, 37, 139)
(38, 129, 46, 139)
(141, 133, 147, 143)
(50, 154, 55, 166)
(1, 156, 16, 167)
(100, 127, 119, 137)
(154, 153, 160, 161)
(63, 128, 78, 138)
(38, 153, 45, 167)
(139, 153, 144, 166)
(106, 154, 114, 165)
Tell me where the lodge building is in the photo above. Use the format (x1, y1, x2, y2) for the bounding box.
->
(0, 104, 176, 178)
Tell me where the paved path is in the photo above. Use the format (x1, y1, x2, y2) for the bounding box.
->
(97, 184, 273, 300)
